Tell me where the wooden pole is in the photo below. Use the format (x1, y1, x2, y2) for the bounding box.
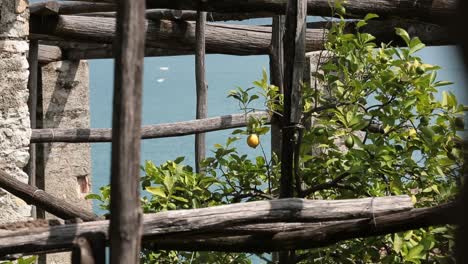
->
(456, 1, 468, 262)
(109, 0, 146, 263)
(269, 17, 284, 263)
(35, 61, 46, 220)
(195, 11, 207, 173)
(30, 112, 269, 143)
(269, 16, 285, 161)
(280, 0, 306, 198)
(0, 170, 98, 221)
(26, 40, 39, 219)
(280, 0, 306, 262)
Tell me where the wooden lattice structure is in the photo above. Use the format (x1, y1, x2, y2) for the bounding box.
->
(0, 0, 465, 263)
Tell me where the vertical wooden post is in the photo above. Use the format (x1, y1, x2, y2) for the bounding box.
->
(280, 0, 307, 198)
(36, 57, 46, 221)
(269, 16, 285, 161)
(279, 0, 306, 263)
(195, 11, 208, 173)
(26, 40, 39, 219)
(109, 0, 146, 263)
(269, 17, 285, 263)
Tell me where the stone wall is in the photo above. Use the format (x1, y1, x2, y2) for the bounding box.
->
(0, 0, 31, 223)
(37, 60, 92, 264)
(38, 60, 92, 208)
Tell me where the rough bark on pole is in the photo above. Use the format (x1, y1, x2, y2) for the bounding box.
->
(0, 170, 98, 221)
(109, 0, 146, 263)
(195, 11, 207, 173)
(456, 1, 468, 262)
(26, 40, 39, 219)
(280, 0, 306, 262)
(269, 16, 284, 262)
(280, 0, 306, 198)
(35, 65, 46, 220)
(269, 16, 285, 161)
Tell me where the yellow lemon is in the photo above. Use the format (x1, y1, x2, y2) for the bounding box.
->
(408, 128, 417, 138)
(247, 134, 260, 148)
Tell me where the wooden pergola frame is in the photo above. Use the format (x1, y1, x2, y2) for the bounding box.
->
(0, 0, 463, 263)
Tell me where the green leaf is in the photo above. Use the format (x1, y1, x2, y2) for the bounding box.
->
(163, 176, 175, 192)
(394, 233, 403, 253)
(406, 244, 425, 260)
(85, 194, 102, 201)
(174, 156, 185, 164)
(356, 20, 367, 28)
(364, 13, 379, 21)
(171, 196, 189, 203)
(146, 186, 167, 198)
(434, 81, 453, 87)
(395, 28, 410, 46)
(409, 43, 426, 55)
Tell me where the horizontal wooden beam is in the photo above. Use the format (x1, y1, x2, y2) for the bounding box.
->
(31, 112, 270, 143)
(33, 16, 452, 61)
(38, 44, 62, 64)
(80, 9, 274, 22)
(145, 202, 456, 252)
(30, 0, 456, 24)
(30, 15, 324, 56)
(30, 1, 115, 15)
(0, 170, 98, 222)
(0, 196, 417, 256)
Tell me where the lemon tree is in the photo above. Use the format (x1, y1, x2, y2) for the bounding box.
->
(87, 5, 463, 263)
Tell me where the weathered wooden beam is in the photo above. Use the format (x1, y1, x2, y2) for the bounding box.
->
(38, 45, 62, 64)
(80, 9, 274, 22)
(144, 0, 456, 23)
(30, 15, 324, 56)
(145, 202, 456, 252)
(195, 12, 207, 173)
(0, 196, 419, 256)
(31, 0, 456, 24)
(109, 0, 146, 262)
(0, 170, 98, 221)
(30, 1, 115, 15)
(309, 19, 453, 47)
(33, 17, 452, 62)
(30, 112, 270, 143)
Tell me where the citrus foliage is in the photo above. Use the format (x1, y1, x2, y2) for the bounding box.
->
(87, 5, 463, 263)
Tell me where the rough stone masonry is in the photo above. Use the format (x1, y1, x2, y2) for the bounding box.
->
(0, 0, 32, 223)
